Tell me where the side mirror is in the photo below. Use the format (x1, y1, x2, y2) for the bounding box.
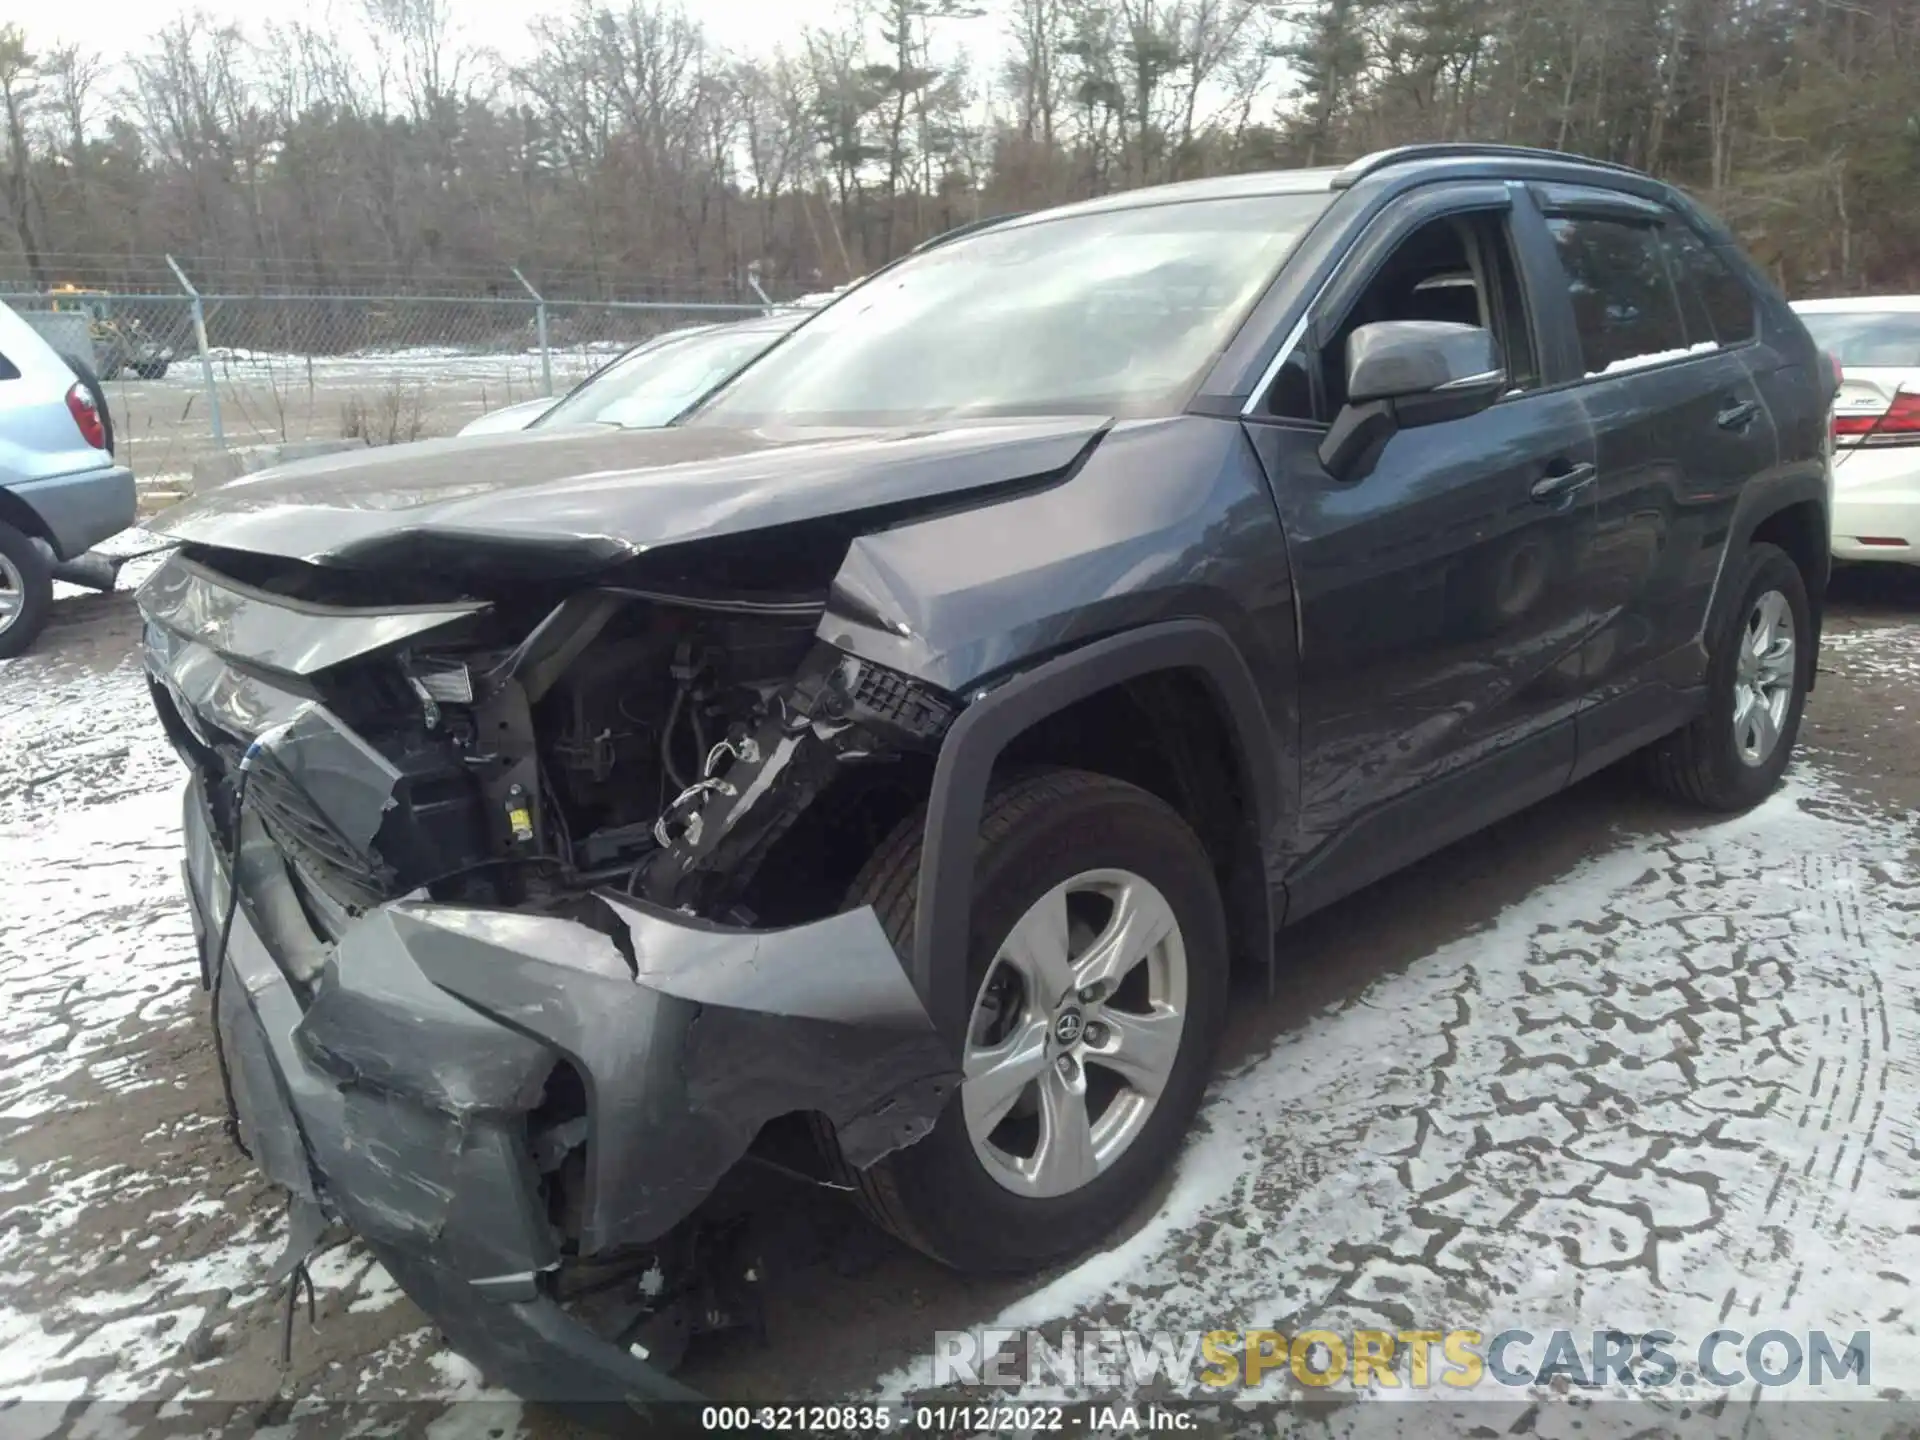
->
(1319, 320, 1507, 479)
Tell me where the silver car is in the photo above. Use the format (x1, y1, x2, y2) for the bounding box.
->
(0, 300, 137, 657)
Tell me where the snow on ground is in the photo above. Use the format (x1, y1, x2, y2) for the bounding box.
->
(1819, 622, 1920, 686)
(0, 575, 527, 1435)
(203, 343, 635, 374)
(873, 769, 1920, 1427)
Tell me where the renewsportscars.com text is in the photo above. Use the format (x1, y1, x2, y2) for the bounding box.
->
(932, 1326, 1872, 1391)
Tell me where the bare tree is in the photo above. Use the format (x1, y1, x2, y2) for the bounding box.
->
(360, 0, 469, 124)
(3, 0, 1919, 299)
(0, 25, 44, 284)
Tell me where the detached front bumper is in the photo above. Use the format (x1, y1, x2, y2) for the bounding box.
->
(179, 774, 955, 1404)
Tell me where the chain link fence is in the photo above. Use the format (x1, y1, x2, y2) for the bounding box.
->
(3, 267, 785, 501)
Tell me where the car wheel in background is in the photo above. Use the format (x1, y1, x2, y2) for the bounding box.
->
(829, 767, 1229, 1273)
(0, 522, 54, 660)
(1641, 541, 1812, 811)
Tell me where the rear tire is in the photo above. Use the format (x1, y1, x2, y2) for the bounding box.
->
(0, 522, 54, 660)
(1641, 541, 1811, 811)
(832, 768, 1229, 1273)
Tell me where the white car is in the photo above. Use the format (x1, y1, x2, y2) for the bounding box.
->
(458, 312, 806, 437)
(1792, 295, 1920, 566)
(458, 395, 555, 436)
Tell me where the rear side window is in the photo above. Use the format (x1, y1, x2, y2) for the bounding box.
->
(0, 349, 17, 381)
(1662, 224, 1756, 345)
(1546, 216, 1690, 376)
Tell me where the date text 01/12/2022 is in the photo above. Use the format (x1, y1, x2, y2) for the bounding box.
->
(698, 1404, 1197, 1432)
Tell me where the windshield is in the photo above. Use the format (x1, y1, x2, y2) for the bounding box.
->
(537, 323, 792, 429)
(691, 193, 1330, 427)
(1799, 311, 1920, 368)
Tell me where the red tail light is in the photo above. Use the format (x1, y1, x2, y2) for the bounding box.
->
(1833, 388, 1920, 447)
(65, 384, 106, 450)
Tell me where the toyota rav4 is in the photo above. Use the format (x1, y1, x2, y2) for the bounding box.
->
(137, 144, 1834, 1405)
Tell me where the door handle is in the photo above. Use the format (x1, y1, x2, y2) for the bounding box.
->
(1531, 462, 1597, 504)
(1716, 398, 1760, 431)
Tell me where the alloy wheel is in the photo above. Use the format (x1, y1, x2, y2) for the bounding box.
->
(961, 867, 1188, 1199)
(1732, 588, 1796, 767)
(0, 552, 24, 636)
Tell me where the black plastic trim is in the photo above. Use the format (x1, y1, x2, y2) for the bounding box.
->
(1710, 470, 1832, 648)
(1528, 181, 1669, 222)
(1333, 144, 1653, 190)
(910, 620, 1281, 1038)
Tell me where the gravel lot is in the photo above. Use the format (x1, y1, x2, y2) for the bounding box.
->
(3, 547, 1918, 1438)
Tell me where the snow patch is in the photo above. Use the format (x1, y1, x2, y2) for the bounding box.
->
(1585, 340, 1719, 377)
(871, 774, 1920, 1409)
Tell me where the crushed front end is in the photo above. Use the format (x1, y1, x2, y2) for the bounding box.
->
(137, 545, 961, 1402)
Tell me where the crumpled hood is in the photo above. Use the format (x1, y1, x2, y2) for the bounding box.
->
(150, 417, 1107, 576)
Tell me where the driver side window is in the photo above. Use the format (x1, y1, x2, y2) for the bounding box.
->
(1262, 209, 1538, 422)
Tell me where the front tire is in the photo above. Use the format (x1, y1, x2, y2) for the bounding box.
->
(0, 522, 54, 660)
(836, 768, 1229, 1273)
(1642, 541, 1811, 810)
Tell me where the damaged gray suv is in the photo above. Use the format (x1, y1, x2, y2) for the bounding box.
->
(139, 144, 1833, 1404)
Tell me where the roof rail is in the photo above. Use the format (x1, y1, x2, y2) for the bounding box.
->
(910, 212, 1029, 254)
(1331, 144, 1650, 190)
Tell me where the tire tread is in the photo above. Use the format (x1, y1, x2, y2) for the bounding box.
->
(0, 521, 53, 660)
(1640, 541, 1807, 811)
(819, 768, 1170, 1264)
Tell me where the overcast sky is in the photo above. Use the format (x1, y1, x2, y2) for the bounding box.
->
(18, 0, 1260, 145)
(28, 0, 904, 67)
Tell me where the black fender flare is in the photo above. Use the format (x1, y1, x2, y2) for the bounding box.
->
(910, 619, 1282, 1039)
(1706, 468, 1831, 671)
(1729, 469, 1830, 577)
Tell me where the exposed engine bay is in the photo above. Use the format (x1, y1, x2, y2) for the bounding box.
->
(154, 542, 957, 941)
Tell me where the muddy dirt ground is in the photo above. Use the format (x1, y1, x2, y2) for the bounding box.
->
(2, 556, 1917, 1439)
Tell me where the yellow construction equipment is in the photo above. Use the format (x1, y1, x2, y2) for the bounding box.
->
(46, 285, 173, 379)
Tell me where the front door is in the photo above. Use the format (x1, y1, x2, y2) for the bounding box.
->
(1240, 190, 1603, 914)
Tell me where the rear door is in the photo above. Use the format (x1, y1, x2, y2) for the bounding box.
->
(1529, 188, 1779, 772)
